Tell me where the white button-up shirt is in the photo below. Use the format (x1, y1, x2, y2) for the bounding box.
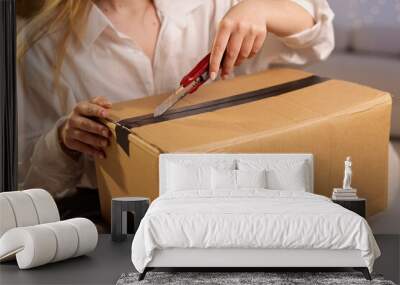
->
(18, 0, 334, 196)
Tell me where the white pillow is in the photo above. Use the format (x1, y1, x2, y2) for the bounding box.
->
(266, 164, 307, 191)
(211, 169, 236, 190)
(167, 163, 211, 191)
(211, 169, 267, 190)
(237, 169, 267, 189)
(238, 159, 308, 191)
(166, 160, 236, 192)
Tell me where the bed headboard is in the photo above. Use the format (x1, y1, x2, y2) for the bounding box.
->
(159, 153, 314, 195)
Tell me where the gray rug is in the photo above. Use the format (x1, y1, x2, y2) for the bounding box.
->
(117, 272, 396, 285)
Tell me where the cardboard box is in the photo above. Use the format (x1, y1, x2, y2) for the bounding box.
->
(95, 68, 392, 223)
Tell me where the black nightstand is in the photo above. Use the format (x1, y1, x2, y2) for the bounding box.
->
(332, 198, 366, 218)
(111, 197, 150, 242)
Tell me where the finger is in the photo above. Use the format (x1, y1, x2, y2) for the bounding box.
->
(74, 102, 107, 118)
(66, 138, 105, 159)
(210, 19, 233, 80)
(69, 129, 109, 149)
(249, 30, 267, 58)
(91, 96, 112, 108)
(69, 116, 110, 138)
(235, 31, 257, 66)
(221, 31, 245, 78)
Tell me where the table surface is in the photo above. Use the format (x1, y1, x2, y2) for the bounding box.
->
(0, 235, 134, 285)
(1, 234, 398, 285)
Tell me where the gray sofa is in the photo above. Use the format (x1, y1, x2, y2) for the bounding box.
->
(305, 0, 400, 235)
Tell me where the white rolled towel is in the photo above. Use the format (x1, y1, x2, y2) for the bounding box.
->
(0, 189, 60, 237)
(0, 191, 40, 227)
(24, 189, 60, 224)
(0, 218, 98, 269)
(0, 196, 17, 237)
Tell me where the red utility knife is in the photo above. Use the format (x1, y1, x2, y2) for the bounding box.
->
(154, 53, 212, 117)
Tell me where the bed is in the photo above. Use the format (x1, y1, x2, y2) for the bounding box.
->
(131, 154, 380, 281)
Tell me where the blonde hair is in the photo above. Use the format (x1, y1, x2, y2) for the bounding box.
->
(17, 0, 92, 87)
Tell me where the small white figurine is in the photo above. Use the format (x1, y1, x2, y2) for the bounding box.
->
(342, 156, 352, 190)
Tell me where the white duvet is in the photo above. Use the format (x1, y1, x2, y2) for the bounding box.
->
(131, 190, 380, 273)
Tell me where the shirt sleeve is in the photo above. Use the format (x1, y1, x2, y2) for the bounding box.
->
(211, 0, 335, 76)
(277, 0, 335, 62)
(18, 42, 84, 197)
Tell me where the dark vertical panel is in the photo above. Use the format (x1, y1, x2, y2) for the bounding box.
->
(0, 0, 17, 192)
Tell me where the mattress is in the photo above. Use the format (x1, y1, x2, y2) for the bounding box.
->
(131, 190, 380, 273)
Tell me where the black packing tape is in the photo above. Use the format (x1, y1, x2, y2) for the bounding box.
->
(115, 75, 329, 156)
(119, 75, 328, 129)
(115, 124, 131, 156)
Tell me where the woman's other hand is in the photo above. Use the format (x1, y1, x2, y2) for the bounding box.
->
(209, 0, 315, 80)
(59, 96, 112, 159)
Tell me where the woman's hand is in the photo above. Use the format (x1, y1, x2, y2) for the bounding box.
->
(59, 96, 112, 159)
(209, 0, 315, 79)
(210, 0, 268, 80)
